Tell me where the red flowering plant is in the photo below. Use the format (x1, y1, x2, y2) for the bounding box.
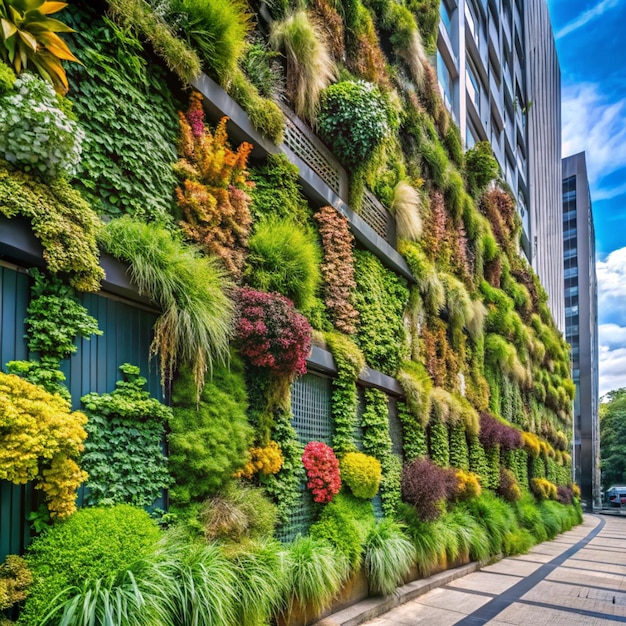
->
(235, 287, 312, 377)
(302, 441, 341, 503)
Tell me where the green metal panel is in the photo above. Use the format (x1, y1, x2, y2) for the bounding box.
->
(0, 265, 29, 366)
(62, 293, 162, 408)
(0, 265, 32, 561)
(279, 373, 333, 541)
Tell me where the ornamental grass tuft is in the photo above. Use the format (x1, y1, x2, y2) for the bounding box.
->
(100, 217, 234, 395)
(270, 9, 336, 121)
(283, 535, 349, 616)
(364, 519, 415, 595)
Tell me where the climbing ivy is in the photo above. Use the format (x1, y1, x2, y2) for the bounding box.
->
(326, 331, 364, 455)
(449, 423, 469, 471)
(485, 446, 500, 490)
(81, 364, 172, 507)
(468, 434, 488, 487)
(428, 421, 450, 468)
(64, 6, 180, 221)
(362, 388, 400, 515)
(266, 405, 305, 528)
(352, 250, 409, 376)
(397, 401, 428, 461)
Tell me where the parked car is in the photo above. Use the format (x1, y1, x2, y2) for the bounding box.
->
(606, 486, 626, 506)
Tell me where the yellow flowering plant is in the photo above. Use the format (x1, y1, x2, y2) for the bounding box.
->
(522, 431, 540, 457)
(236, 440, 284, 479)
(340, 451, 382, 499)
(0, 372, 87, 519)
(530, 477, 557, 501)
(454, 469, 482, 500)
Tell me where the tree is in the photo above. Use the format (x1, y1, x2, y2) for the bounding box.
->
(600, 388, 626, 491)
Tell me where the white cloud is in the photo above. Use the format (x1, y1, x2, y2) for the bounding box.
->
(562, 83, 626, 192)
(597, 247, 626, 325)
(599, 323, 626, 350)
(555, 0, 620, 39)
(599, 343, 626, 397)
(597, 247, 626, 395)
(592, 180, 626, 202)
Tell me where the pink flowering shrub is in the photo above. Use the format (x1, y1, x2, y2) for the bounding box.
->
(235, 287, 312, 377)
(302, 441, 341, 503)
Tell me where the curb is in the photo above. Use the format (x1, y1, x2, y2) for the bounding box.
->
(312, 561, 480, 626)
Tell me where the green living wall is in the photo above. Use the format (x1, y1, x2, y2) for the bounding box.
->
(0, 0, 580, 624)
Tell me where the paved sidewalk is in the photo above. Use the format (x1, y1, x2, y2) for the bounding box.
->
(317, 515, 626, 626)
(362, 514, 626, 625)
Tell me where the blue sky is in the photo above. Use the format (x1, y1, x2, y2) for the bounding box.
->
(547, 0, 626, 396)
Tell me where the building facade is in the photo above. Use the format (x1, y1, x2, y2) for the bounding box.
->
(562, 152, 600, 509)
(437, 0, 564, 331)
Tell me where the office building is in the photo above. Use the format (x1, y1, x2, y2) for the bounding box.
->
(562, 151, 600, 509)
(437, 0, 564, 330)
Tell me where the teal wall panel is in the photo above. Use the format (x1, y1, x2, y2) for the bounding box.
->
(62, 293, 162, 408)
(0, 265, 29, 366)
(0, 265, 162, 561)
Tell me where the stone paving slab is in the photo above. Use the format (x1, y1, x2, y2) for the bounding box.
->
(478, 559, 542, 577)
(520, 579, 626, 615)
(494, 600, 620, 625)
(316, 515, 626, 626)
(546, 566, 626, 591)
(445, 571, 521, 595)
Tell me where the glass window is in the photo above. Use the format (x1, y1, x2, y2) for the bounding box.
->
(565, 304, 579, 317)
(564, 266, 579, 279)
(466, 124, 477, 149)
(440, 1, 452, 34)
(563, 227, 577, 240)
(466, 65, 480, 111)
(563, 209, 577, 222)
(566, 325, 579, 338)
(465, 2, 478, 45)
(437, 50, 454, 110)
(564, 248, 577, 261)
(565, 285, 579, 298)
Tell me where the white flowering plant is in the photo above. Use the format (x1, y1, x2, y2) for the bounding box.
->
(0, 72, 84, 180)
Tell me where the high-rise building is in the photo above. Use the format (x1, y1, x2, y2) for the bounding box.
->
(437, 0, 564, 330)
(562, 152, 600, 509)
(525, 0, 564, 332)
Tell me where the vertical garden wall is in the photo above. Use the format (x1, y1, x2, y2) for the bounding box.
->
(0, 1, 580, 624)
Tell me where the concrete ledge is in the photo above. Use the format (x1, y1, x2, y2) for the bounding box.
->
(313, 562, 480, 626)
(191, 72, 415, 284)
(0, 215, 156, 309)
(307, 345, 404, 397)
